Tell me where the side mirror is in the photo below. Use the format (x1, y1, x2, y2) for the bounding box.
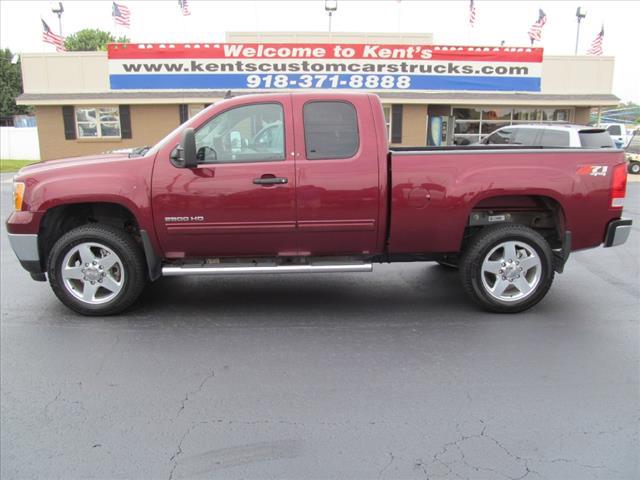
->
(170, 128, 198, 168)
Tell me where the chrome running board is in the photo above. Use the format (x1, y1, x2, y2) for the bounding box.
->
(162, 263, 373, 276)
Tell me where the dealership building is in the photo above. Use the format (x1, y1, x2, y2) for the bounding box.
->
(17, 31, 619, 160)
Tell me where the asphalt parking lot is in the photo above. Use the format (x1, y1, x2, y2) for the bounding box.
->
(1, 173, 639, 480)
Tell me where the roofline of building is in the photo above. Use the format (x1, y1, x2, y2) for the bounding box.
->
(17, 51, 615, 61)
(17, 91, 620, 107)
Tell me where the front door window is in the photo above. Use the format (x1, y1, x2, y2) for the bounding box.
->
(195, 103, 285, 164)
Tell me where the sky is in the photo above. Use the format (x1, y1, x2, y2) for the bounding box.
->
(1, 0, 638, 103)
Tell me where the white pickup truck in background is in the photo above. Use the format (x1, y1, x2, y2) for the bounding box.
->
(599, 123, 635, 149)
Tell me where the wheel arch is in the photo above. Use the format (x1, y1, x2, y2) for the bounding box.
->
(464, 194, 567, 249)
(38, 201, 161, 280)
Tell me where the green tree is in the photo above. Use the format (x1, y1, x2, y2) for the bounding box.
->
(0, 49, 29, 118)
(64, 29, 129, 51)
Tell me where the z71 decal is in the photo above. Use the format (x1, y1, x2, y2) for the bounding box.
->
(577, 165, 608, 177)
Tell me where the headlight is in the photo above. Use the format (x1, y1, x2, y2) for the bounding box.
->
(13, 180, 25, 211)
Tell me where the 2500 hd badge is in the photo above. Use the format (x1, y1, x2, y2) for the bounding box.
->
(164, 216, 205, 222)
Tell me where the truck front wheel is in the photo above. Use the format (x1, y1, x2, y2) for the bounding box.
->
(47, 224, 147, 316)
(460, 224, 555, 313)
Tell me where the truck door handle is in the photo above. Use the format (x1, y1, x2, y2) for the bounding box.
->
(253, 176, 288, 185)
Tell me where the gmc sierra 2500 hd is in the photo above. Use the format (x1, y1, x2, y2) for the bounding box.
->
(6, 92, 632, 315)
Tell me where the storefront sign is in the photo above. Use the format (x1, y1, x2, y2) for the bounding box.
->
(107, 43, 543, 92)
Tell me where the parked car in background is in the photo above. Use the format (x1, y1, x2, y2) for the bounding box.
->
(625, 132, 640, 174)
(480, 124, 613, 148)
(598, 123, 634, 149)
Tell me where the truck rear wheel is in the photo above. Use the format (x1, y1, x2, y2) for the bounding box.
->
(460, 224, 554, 313)
(47, 224, 147, 316)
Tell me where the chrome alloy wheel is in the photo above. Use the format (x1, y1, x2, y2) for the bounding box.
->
(60, 242, 125, 305)
(480, 240, 542, 302)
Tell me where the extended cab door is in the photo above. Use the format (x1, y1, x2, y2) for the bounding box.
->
(152, 97, 297, 258)
(291, 95, 382, 256)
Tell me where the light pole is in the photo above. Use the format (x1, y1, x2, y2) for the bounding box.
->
(574, 7, 586, 55)
(325, 0, 337, 34)
(51, 2, 64, 37)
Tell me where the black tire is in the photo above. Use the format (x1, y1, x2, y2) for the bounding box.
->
(47, 224, 147, 316)
(460, 224, 554, 313)
(629, 162, 640, 175)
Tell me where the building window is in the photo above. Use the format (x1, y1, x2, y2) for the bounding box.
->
(452, 106, 573, 145)
(382, 105, 392, 143)
(75, 107, 121, 138)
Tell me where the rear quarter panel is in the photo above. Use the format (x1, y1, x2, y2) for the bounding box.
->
(389, 149, 625, 253)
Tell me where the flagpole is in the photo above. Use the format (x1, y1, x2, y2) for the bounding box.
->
(112, 4, 119, 41)
(51, 2, 64, 38)
(467, 3, 471, 45)
(574, 7, 586, 55)
(115, 11, 122, 41)
(183, 11, 187, 43)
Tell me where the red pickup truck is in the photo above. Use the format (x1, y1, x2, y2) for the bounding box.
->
(6, 92, 632, 315)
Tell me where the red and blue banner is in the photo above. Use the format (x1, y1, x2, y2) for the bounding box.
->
(107, 43, 543, 92)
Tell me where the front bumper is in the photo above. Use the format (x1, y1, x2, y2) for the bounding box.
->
(7, 233, 44, 278)
(604, 219, 633, 247)
(6, 209, 46, 279)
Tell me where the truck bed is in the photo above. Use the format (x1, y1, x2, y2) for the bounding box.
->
(387, 147, 625, 253)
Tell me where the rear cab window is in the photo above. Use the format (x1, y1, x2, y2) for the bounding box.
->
(579, 130, 614, 148)
(303, 101, 358, 160)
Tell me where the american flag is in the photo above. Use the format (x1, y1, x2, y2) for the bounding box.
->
(112, 2, 131, 27)
(178, 0, 191, 16)
(41, 19, 65, 52)
(469, 0, 476, 28)
(587, 25, 604, 55)
(528, 9, 547, 44)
